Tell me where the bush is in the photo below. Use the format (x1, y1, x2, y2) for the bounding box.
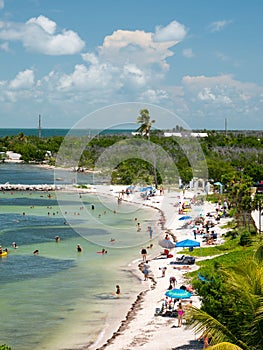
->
(239, 232, 252, 247)
(0, 345, 11, 350)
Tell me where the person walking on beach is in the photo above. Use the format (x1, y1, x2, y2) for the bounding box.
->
(161, 267, 167, 277)
(169, 276, 177, 287)
(143, 261, 150, 281)
(177, 302, 184, 327)
(141, 247, 147, 262)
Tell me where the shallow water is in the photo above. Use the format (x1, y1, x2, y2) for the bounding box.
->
(0, 187, 160, 350)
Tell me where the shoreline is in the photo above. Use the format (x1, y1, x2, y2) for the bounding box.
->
(0, 166, 228, 350)
(86, 187, 191, 350)
(87, 187, 231, 350)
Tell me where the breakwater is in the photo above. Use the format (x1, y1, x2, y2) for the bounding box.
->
(0, 183, 63, 191)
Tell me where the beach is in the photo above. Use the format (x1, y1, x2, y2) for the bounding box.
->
(88, 186, 230, 350)
(0, 165, 230, 350)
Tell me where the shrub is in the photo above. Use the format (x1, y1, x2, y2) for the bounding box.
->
(239, 232, 252, 247)
(0, 345, 11, 350)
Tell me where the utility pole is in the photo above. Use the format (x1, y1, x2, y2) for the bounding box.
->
(38, 114, 42, 138)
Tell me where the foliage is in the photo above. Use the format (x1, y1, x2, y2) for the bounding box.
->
(239, 232, 252, 247)
(0, 345, 11, 350)
(136, 109, 155, 139)
(111, 158, 162, 185)
(0, 128, 262, 186)
(188, 242, 263, 349)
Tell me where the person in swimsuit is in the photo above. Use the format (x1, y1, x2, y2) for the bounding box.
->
(177, 302, 184, 327)
(115, 285, 120, 298)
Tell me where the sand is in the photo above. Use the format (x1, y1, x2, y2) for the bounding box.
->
(88, 186, 230, 350)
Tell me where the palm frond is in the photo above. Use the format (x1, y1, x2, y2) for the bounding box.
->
(186, 307, 250, 350)
(207, 342, 243, 350)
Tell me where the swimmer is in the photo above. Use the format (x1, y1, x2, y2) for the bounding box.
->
(77, 244, 83, 252)
(110, 238, 116, 243)
(55, 236, 60, 242)
(33, 250, 39, 255)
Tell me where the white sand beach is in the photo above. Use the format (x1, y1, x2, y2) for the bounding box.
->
(89, 186, 230, 350)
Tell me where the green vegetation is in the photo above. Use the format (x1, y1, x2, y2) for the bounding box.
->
(186, 241, 263, 349)
(0, 119, 262, 188)
(0, 345, 11, 350)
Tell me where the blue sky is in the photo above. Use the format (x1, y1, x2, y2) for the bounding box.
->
(0, 0, 262, 130)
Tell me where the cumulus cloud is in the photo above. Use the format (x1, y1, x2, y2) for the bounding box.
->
(27, 15, 56, 35)
(98, 29, 175, 70)
(208, 20, 232, 32)
(139, 89, 169, 103)
(0, 0, 4, 10)
(58, 20, 188, 97)
(153, 20, 188, 42)
(9, 69, 35, 89)
(0, 15, 85, 55)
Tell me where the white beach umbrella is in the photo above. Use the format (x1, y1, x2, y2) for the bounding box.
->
(158, 239, 176, 249)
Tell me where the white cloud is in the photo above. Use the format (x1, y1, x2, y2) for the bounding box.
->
(98, 27, 179, 70)
(209, 20, 232, 32)
(182, 48, 194, 58)
(153, 20, 188, 42)
(197, 87, 232, 104)
(121, 63, 146, 87)
(27, 15, 56, 35)
(0, 0, 4, 10)
(0, 15, 85, 55)
(139, 89, 169, 103)
(9, 69, 35, 89)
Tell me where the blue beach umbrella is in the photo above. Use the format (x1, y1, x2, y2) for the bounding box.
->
(165, 288, 192, 299)
(140, 186, 154, 192)
(179, 215, 192, 221)
(175, 239, 200, 248)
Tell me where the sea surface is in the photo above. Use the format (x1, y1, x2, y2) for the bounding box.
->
(0, 164, 161, 350)
(0, 128, 134, 138)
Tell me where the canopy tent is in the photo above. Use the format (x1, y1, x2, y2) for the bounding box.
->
(175, 239, 200, 248)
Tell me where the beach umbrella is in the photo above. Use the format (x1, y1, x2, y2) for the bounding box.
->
(165, 288, 192, 299)
(175, 239, 200, 248)
(158, 238, 176, 249)
(178, 215, 192, 221)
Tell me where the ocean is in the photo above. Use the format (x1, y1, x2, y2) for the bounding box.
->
(0, 128, 134, 138)
(0, 164, 161, 350)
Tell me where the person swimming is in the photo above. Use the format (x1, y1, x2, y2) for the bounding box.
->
(77, 244, 83, 252)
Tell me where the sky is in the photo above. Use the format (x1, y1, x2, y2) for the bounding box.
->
(0, 0, 262, 130)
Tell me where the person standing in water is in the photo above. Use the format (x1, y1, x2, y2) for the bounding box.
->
(115, 285, 121, 297)
(77, 244, 83, 252)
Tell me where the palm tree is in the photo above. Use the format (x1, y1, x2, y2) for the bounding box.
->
(136, 109, 155, 140)
(187, 244, 263, 349)
(136, 109, 158, 187)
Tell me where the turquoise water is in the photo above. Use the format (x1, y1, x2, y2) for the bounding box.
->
(0, 128, 135, 138)
(0, 188, 160, 350)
